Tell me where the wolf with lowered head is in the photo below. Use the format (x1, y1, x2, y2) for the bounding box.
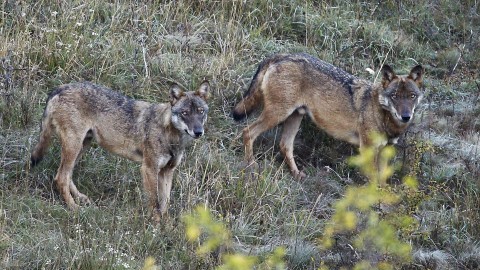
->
(31, 81, 209, 222)
(232, 53, 424, 179)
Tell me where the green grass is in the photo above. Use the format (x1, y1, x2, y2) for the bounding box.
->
(1, 0, 480, 269)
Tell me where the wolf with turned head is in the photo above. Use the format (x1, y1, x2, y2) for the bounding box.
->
(31, 81, 209, 222)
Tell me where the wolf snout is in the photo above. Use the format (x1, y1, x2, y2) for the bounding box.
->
(193, 127, 204, 138)
(401, 114, 411, 123)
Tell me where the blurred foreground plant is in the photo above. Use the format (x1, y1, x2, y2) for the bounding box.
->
(142, 257, 157, 270)
(183, 205, 286, 270)
(321, 133, 419, 270)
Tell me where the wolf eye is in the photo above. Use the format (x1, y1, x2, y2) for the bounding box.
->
(391, 94, 397, 100)
(198, 109, 204, 115)
(181, 111, 189, 116)
(410, 94, 416, 99)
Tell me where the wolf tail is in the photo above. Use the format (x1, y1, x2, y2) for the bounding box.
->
(30, 92, 58, 168)
(231, 59, 271, 121)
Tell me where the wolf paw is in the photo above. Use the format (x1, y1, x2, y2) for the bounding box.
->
(152, 212, 162, 223)
(67, 202, 80, 211)
(76, 193, 92, 205)
(152, 209, 169, 224)
(293, 170, 307, 181)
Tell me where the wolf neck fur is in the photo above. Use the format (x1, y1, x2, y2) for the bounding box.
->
(141, 103, 186, 147)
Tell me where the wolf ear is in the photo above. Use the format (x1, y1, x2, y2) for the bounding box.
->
(381, 65, 396, 87)
(170, 84, 184, 104)
(195, 80, 210, 100)
(408, 65, 424, 85)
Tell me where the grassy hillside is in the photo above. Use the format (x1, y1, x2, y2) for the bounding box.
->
(1, 0, 479, 269)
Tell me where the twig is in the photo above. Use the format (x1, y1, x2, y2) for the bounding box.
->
(450, 44, 464, 76)
(140, 35, 149, 79)
(474, 81, 480, 106)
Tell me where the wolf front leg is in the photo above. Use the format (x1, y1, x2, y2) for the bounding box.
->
(359, 130, 389, 184)
(141, 155, 170, 223)
(156, 166, 175, 219)
(156, 152, 184, 219)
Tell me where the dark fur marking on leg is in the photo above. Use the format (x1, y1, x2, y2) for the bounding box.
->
(30, 155, 43, 168)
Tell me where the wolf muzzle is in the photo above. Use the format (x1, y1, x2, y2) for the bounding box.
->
(193, 126, 204, 138)
(401, 114, 411, 123)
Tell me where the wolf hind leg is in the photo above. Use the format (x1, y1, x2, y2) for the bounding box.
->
(74, 130, 93, 166)
(279, 110, 306, 180)
(242, 107, 295, 169)
(55, 133, 89, 210)
(69, 130, 93, 205)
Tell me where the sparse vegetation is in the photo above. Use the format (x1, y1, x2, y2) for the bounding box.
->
(1, 0, 479, 269)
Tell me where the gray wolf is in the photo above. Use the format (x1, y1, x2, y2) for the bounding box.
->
(232, 53, 424, 179)
(30, 81, 209, 221)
